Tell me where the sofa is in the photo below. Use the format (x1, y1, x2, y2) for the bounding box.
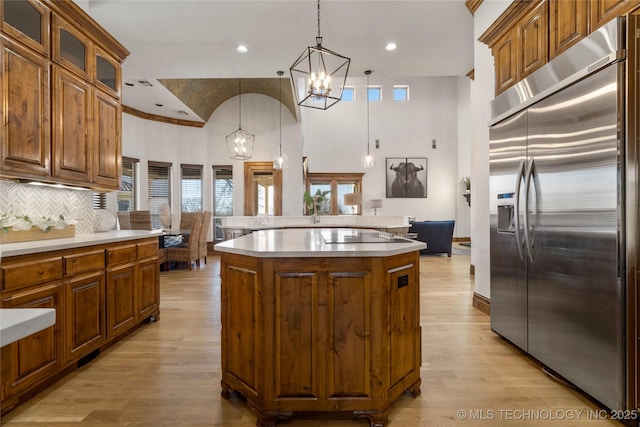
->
(408, 220, 455, 256)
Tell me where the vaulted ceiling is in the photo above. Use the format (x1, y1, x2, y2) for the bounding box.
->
(84, 0, 474, 124)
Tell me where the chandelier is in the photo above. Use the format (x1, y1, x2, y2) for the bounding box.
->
(362, 70, 374, 168)
(226, 79, 255, 160)
(289, 0, 350, 110)
(273, 71, 288, 170)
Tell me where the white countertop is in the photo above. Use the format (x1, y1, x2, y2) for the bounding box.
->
(220, 215, 411, 231)
(0, 230, 163, 258)
(214, 228, 425, 258)
(0, 308, 56, 347)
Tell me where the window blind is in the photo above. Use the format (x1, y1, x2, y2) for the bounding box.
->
(148, 161, 172, 229)
(181, 164, 203, 212)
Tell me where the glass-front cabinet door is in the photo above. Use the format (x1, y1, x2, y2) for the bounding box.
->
(52, 14, 92, 81)
(94, 44, 120, 99)
(0, 0, 49, 56)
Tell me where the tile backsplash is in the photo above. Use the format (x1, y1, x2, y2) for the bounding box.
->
(0, 181, 95, 234)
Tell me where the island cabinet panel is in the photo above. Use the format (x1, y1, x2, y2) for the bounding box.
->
(224, 262, 260, 397)
(1, 283, 63, 403)
(388, 263, 421, 396)
(64, 271, 105, 361)
(221, 252, 421, 427)
(326, 271, 372, 400)
(274, 271, 318, 399)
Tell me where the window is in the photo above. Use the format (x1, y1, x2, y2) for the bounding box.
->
(117, 157, 139, 211)
(341, 86, 355, 101)
(213, 166, 233, 240)
(181, 164, 203, 212)
(305, 173, 364, 216)
(93, 192, 106, 210)
(367, 86, 381, 101)
(148, 161, 172, 229)
(393, 85, 409, 101)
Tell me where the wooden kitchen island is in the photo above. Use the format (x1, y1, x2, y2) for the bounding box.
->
(214, 228, 426, 427)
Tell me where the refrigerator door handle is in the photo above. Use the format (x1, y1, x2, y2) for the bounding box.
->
(524, 158, 536, 263)
(514, 159, 526, 261)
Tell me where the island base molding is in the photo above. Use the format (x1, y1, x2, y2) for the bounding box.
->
(220, 251, 423, 427)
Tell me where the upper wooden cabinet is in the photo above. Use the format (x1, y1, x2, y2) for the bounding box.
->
(481, 0, 640, 95)
(519, 1, 548, 78)
(0, 36, 50, 179)
(592, 0, 640, 30)
(493, 27, 518, 94)
(549, 0, 589, 59)
(0, 0, 49, 56)
(0, 0, 128, 190)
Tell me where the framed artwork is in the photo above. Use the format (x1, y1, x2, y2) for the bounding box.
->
(386, 157, 428, 198)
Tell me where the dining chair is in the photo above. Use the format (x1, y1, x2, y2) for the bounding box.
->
(167, 211, 203, 270)
(129, 210, 152, 230)
(117, 212, 131, 230)
(198, 211, 212, 266)
(179, 212, 198, 230)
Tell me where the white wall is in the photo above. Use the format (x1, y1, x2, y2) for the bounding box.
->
(121, 75, 472, 237)
(471, 1, 512, 299)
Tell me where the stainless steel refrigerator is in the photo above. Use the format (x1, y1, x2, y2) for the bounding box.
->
(489, 17, 638, 412)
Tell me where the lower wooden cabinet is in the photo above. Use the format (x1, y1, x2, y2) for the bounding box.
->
(0, 236, 159, 415)
(220, 251, 422, 427)
(137, 257, 159, 320)
(1, 282, 64, 407)
(106, 263, 136, 339)
(65, 271, 105, 361)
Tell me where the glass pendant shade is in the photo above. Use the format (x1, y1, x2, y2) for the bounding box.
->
(273, 151, 288, 170)
(289, 0, 350, 110)
(362, 152, 374, 168)
(226, 79, 254, 160)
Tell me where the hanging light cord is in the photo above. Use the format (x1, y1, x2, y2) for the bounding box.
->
(366, 71, 371, 155)
(318, 0, 322, 41)
(238, 79, 242, 129)
(279, 72, 283, 156)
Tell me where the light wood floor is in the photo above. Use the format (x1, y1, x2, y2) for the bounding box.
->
(1, 249, 622, 426)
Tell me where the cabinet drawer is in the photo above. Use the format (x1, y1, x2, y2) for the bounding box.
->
(1, 257, 63, 291)
(64, 250, 105, 276)
(137, 241, 158, 259)
(106, 245, 136, 266)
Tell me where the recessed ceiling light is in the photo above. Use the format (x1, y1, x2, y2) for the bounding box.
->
(385, 42, 398, 51)
(155, 103, 163, 107)
(236, 45, 248, 53)
(125, 82, 134, 87)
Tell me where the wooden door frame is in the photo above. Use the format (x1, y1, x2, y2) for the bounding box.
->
(244, 162, 282, 216)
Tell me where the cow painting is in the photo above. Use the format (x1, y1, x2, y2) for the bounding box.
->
(386, 158, 428, 198)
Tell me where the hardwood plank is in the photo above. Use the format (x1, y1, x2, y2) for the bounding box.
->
(1, 249, 621, 426)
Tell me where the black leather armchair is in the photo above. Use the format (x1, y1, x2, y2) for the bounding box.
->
(408, 220, 455, 256)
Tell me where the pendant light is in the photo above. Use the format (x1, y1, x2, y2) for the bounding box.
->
(362, 70, 374, 168)
(273, 71, 288, 170)
(289, 0, 350, 110)
(226, 79, 255, 160)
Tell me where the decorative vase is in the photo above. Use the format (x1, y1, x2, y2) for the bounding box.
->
(94, 209, 116, 232)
